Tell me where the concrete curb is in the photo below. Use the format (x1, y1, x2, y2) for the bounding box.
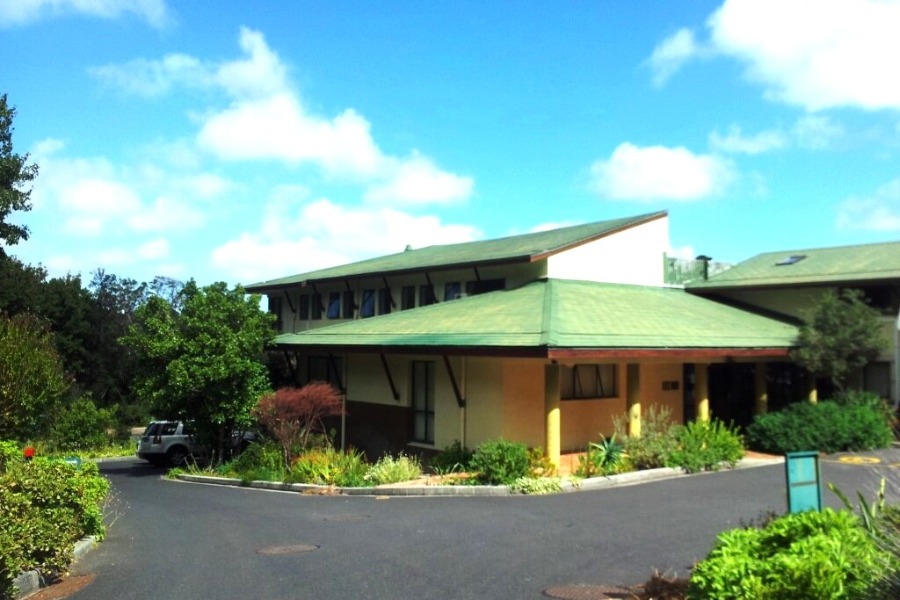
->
(176, 456, 783, 497)
(13, 536, 96, 600)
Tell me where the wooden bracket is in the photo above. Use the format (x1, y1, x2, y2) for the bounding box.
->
(380, 354, 401, 401)
(443, 355, 465, 408)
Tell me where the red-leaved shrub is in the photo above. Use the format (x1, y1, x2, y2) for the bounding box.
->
(254, 382, 343, 466)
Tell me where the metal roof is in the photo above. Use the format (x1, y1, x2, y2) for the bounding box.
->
(246, 211, 666, 291)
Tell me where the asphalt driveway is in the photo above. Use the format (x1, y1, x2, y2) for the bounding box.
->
(66, 451, 900, 600)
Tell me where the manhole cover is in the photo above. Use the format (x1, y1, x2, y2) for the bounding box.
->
(543, 583, 635, 599)
(323, 514, 370, 522)
(257, 544, 319, 556)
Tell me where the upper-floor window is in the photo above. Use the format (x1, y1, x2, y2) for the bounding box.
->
(268, 296, 283, 330)
(401, 286, 416, 310)
(561, 364, 618, 400)
(444, 282, 462, 301)
(466, 278, 505, 295)
(419, 285, 436, 306)
(343, 290, 355, 319)
(360, 289, 376, 318)
(327, 292, 341, 319)
(311, 293, 323, 320)
(379, 288, 393, 315)
(298, 294, 310, 320)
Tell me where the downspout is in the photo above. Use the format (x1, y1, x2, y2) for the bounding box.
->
(341, 355, 348, 451)
(894, 307, 900, 410)
(460, 357, 467, 449)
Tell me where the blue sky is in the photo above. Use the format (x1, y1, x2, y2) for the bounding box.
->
(2, 0, 900, 286)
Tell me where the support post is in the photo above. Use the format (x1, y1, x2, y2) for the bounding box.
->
(754, 362, 768, 416)
(807, 374, 818, 404)
(626, 364, 641, 437)
(544, 363, 561, 469)
(695, 363, 710, 422)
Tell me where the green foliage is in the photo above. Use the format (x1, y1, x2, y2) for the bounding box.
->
(46, 395, 114, 452)
(0, 455, 110, 598)
(670, 419, 744, 474)
(0, 439, 20, 470)
(124, 280, 274, 463)
(470, 439, 531, 485)
(0, 312, 69, 439)
(0, 94, 37, 249)
(614, 405, 680, 470)
(218, 440, 286, 483)
(289, 447, 368, 487)
(429, 440, 473, 474)
(576, 434, 626, 478)
(746, 396, 894, 454)
(688, 508, 889, 600)
(509, 476, 562, 495)
(791, 289, 886, 390)
(364, 453, 422, 485)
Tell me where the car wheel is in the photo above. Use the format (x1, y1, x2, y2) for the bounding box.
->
(167, 446, 189, 467)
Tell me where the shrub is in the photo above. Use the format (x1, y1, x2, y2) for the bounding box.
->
(289, 447, 368, 487)
(0, 457, 110, 597)
(576, 434, 626, 478)
(254, 383, 344, 468)
(46, 395, 114, 452)
(365, 454, 422, 485)
(429, 440, 473, 474)
(746, 396, 893, 454)
(510, 476, 562, 495)
(670, 419, 744, 474)
(688, 508, 889, 600)
(219, 440, 286, 483)
(470, 439, 531, 485)
(614, 405, 679, 470)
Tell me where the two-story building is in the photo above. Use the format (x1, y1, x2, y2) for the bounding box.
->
(246, 210, 800, 466)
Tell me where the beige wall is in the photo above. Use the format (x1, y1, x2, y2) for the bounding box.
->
(500, 359, 545, 448)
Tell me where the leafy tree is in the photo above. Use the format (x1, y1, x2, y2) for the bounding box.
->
(124, 280, 274, 462)
(791, 289, 886, 390)
(0, 312, 69, 439)
(0, 254, 45, 316)
(0, 94, 38, 252)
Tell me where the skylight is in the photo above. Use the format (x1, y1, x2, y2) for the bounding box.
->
(775, 255, 806, 266)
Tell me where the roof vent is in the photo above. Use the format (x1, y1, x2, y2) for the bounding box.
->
(775, 255, 806, 266)
(404, 245, 413, 252)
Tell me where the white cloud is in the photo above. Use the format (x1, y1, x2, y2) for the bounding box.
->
(137, 238, 170, 260)
(590, 142, 735, 201)
(91, 54, 207, 97)
(708, 125, 786, 155)
(212, 191, 480, 283)
(648, 28, 705, 86)
(707, 0, 900, 111)
(837, 179, 900, 231)
(791, 115, 844, 150)
(127, 196, 205, 233)
(0, 0, 171, 28)
(363, 154, 474, 206)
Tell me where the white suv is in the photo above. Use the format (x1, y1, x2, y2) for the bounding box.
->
(137, 421, 206, 467)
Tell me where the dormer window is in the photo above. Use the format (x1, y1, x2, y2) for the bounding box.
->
(775, 255, 806, 266)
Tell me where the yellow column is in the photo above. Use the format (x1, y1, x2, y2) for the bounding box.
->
(695, 363, 710, 422)
(807, 373, 818, 404)
(626, 364, 641, 437)
(754, 362, 768, 416)
(544, 363, 561, 469)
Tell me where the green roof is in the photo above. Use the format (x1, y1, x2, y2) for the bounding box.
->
(688, 240, 900, 290)
(246, 211, 666, 290)
(273, 279, 797, 354)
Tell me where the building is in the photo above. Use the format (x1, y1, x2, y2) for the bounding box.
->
(247, 210, 806, 467)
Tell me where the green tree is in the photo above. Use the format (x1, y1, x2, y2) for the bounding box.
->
(791, 289, 887, 390)
(124, 280, 274, 462)
(0, 94, 38, 251)
(0, 312, 69, 439)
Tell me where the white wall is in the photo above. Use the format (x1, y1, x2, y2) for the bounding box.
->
(546, 215, 669, 286)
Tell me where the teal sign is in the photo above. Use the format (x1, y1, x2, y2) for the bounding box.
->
(785, 451, 821, 513)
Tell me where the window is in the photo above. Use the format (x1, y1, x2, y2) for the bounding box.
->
(411, 361, 435, 444)
(268, 295, 283, 330)
(401, 286, 416, 310)
(466, 278, 505, 296)
(561, 364, 618, 400)
(775, 255, 806, 266)
(327, 292, 341, 319)
(298, 294, 310, 320)
(444, 282, 462, 301)
(379, 288, 393, 315)
(311, 293, 323, 320)
(308, 355, 344, 391)
(343, 290, 355, 318)
(419, 285, 435, 306)
(360, 289, 375, 318)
